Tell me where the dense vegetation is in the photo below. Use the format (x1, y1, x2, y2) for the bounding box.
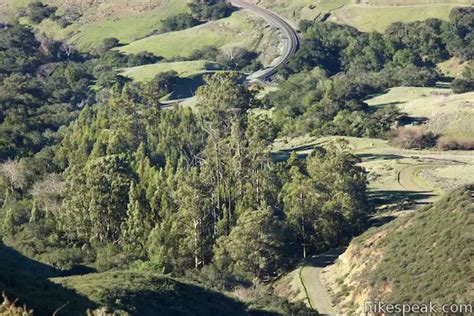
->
(1, 21, 370, 314)
(268, 7, 474, 138)
(1, 3, 472, 315)
(189, 0, 235, 21)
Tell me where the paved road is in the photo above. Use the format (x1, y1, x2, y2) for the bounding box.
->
(161, 0, 300, 106)
(230, 0, 300, 81)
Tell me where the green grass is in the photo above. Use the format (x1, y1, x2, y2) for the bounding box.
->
(365, 86, 474, 138)
(329, 2, 470, 32)
(437, 58, 471, 78)
(119, 11, 260, 59)
(53, 271, 248, 316)
(14, 0, 191, 51)
(0, 242, 96, 315)
(121, 60, 224, 82)
(0, 241, 248, 315)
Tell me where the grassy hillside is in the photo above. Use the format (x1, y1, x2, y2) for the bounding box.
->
(324, 185, 473, 314)
(241, 0, 349, 26)
(366, 86, 474, 138)
(7, 0, 191, 50)
(245, 0, 470, 32)
(0, 242, 96, 315)
(0, 241, 249, 315)
(329, 2, 469, 32)
(119, 11, 269, 59)
(53, 272, 248, 316)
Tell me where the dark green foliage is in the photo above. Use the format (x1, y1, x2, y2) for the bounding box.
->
(161, 13, 201, 32)
(101, 37, 120, 50)
(269, 16, 462, 138)
(189, 0, 236, 21)
(0, 24, 42, 76)
(452, 62, 474, 93)
(54, 7, 82, 28)
(188, 46, 221, 61)
(0, 24, 95, 160)
(127, 51, 162, 67)
(24, 1, 57, 24)
(214, 205, 292, 283)
(281, 142, 369, 257)
(443, 7, 474, 61)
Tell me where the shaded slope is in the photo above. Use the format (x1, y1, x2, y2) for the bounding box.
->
(0, 242, 96, 315)
(53, 271, 248, 316)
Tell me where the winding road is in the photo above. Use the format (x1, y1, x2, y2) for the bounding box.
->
(230, 0, 300, 82)
(161, 0, 299, 106)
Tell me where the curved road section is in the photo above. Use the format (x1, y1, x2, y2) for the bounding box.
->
(161, 1, 299, 106)
(230, 0, 300, 82)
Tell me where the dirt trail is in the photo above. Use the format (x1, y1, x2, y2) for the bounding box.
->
(397, 164, 429, 192)
(300, 249, 344, 315)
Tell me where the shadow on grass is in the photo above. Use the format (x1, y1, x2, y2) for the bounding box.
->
(0, 242, 97, 316)
(369, 189, 435, 207)
(168, 74, 206, 99)
(356, 153, 404, 162)
(368, 215, 398, 228)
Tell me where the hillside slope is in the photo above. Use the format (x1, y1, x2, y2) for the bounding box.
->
(0, 242, 248, 315)
(5, 0, 191, 50)
(323, 185, 473, 314)
(53, 272, 248, 316)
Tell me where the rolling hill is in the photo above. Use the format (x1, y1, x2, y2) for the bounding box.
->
(0, 242, 249, 315)
(3, 0, 192, 50)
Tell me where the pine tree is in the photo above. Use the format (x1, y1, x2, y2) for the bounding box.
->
(280, 166, 321, 258)
(213, 204, 290, 285)
(121, 182, 150, 254)
(3, 207, 14, 236)
(29, 200, 39, 223)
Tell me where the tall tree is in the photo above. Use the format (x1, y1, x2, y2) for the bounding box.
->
(213, 204, 290, 285)
(61, 154, 133, 244)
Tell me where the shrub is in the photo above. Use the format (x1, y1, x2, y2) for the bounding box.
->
(390, 126, 438, 149)
(25, 1, 57, 24)
(452, 78, 474, 93)
(189, 0, 235, 21)
(161, 13, 200, 32)
(436, 136, 474, 150)
(127, 52, 162, 67)
(101, 37, 120, 50)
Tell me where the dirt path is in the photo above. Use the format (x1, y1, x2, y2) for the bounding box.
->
(300, 249, 344, 315)
(397, 164, 428, 192)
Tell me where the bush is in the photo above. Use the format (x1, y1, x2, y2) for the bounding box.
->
(127, 52, 162, 67)
(436, 136, 474, 150)
(99, 37, 120, 54)
(25, 1, 56, 24)
(391, 126, 439, 149)
(452, 78, 474, 93)
(189, 0, 235, 21)
(55, 8, 82, 28)
(161, 13, 200, 32)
